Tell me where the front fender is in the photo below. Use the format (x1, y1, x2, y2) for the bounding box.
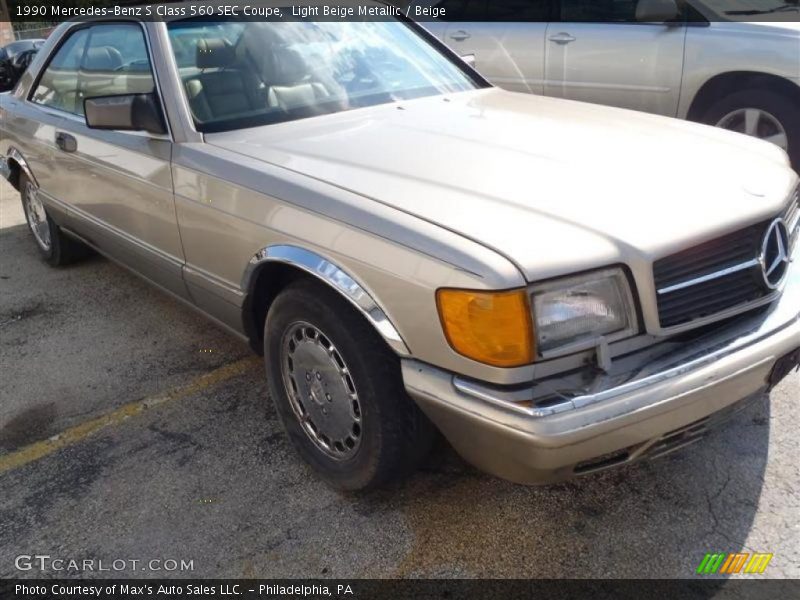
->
(243, 244, 410, 356)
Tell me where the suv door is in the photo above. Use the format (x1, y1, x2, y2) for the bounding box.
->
(441, 0, 553, 94)
(545, 0, 687, 116)
(28, 22, 188, 299)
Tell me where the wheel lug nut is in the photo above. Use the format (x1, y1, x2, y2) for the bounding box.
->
(326, 393, 332, 402)
(316, 372, 322, 380)
(305, 373, 311, 381)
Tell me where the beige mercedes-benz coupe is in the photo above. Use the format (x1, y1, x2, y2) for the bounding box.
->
(2, 2, 799, 490)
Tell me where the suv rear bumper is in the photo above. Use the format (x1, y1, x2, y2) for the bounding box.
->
(403, 253, 800, 485)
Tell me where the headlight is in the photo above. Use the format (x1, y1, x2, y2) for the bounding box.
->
(531, 268, 638, 356)
(437, 288, 534, 367)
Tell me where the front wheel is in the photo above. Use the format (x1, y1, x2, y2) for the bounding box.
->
(264, 280, 436, 491)
(703, 89, 800, 171)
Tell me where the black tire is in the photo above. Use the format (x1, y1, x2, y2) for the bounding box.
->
(264, 279, 436, 491)
(701, 89, 800, 171)
(19, 172, 91, 267)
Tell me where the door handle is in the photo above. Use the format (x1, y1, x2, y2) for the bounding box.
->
(55, 131, 77, 153)
(549, 32, 577, 44)
(449, 30, 471, 42)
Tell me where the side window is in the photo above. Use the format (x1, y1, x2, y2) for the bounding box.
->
(79, 24, 155, 114)
(560, 0, 640, 22)
(30, 29, 90, 114)
(31, 24, 155, 117)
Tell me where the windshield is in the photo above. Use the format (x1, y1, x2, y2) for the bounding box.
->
(167, 19, 481, 132)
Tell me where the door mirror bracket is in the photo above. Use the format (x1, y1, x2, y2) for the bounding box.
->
(84, 93, 167, 136)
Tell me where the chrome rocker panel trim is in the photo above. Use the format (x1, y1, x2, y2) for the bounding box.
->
(244, 245, 410, 356)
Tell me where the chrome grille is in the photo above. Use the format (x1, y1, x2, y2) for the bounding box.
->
(654, 223, 769, 328)
(786, 188, 799, 248)
(653, 191, 798, 329)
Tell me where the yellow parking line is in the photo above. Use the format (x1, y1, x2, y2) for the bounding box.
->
(0, 356, 260, 475)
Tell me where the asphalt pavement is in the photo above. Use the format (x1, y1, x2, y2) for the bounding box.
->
(1, 177, 798, 579)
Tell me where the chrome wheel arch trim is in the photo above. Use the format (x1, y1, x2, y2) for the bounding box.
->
(6, 147, 39, 188)
(243, 245, 410, 356)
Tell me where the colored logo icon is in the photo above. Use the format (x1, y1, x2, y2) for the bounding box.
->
(696, 553, 773, 575)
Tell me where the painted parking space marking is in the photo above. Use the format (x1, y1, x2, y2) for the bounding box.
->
(0, 356, 260, 476)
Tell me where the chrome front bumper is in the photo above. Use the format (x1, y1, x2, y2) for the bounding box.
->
(403, 247, 800, 485)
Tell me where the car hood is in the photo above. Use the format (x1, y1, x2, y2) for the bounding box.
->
(207, 88, 797, 281)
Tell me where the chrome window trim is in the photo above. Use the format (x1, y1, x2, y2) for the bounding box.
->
(148, 22, 204, 143)
(243, 245, 410, 356)
(140, 21, 174, 141)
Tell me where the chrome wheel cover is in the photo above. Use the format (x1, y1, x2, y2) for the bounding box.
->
(716, 108, 789, 151)
(281, 322, 362, 461)
(23, 180, 51, 251)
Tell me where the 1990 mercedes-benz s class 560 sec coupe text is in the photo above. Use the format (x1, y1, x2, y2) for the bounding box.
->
(1, 2, 799, 490)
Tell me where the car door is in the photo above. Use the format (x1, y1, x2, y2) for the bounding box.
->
(544, 0, 687, 116)
(27, 22, 188, 299)
(441, 0, 553, 94)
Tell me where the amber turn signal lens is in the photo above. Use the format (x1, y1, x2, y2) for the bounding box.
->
(436, 288, 535, 368)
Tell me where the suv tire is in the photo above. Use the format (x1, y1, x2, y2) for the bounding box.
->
(703, 89, 800, 171)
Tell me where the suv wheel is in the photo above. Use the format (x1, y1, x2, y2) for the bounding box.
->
(264, 279, 436, 491)
(20, 172, 91, 266)
(703, 89, 799, 171)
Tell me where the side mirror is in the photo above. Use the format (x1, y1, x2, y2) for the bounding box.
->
(11, 49, 37, 73)
(84, 93, 167, 135)
(460, 54, 476, 68)
(636, 0, 680, 22)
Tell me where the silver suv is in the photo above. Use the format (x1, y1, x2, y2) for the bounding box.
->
(418, 0, 800, 168)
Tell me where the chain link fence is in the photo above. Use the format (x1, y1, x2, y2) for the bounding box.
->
(13, 27, 55, 41)
(11, 20, 57, 40)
